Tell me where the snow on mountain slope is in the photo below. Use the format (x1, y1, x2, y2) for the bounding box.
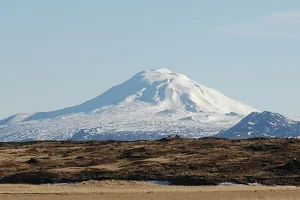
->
(217, 111, 300, 139)
(0, 68, 257, 141)
(0, 113, 34, 125)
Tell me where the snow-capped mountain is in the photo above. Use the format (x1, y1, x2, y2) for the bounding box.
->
(217, 111, 300, 139)
(0, 68, 257, 141)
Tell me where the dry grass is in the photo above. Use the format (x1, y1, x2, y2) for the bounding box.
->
(1, 138, 300, 185)
(0, 181, 300, 200)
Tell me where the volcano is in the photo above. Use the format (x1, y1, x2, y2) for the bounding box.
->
(0, 68, 257, 141)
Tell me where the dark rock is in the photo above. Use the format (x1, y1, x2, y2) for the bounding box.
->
(276, 159, 300, 171)
(171, 176, 218, 186)
(25, 158, 39, 165)
(0, 171, 59, 184)
(75, 156, 86, 160)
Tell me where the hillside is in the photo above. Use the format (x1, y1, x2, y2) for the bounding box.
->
(218, 111, 300, 139)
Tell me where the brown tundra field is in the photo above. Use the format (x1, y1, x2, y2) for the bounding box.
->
(1, 137, 300, 199)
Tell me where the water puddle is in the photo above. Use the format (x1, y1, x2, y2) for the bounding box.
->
(219, 182, 246, 186)
(42, 183, 74, 186)
(148, 180, 171, 185)
(219, 182, 263, 186)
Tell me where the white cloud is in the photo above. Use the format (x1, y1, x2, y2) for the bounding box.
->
(218, 10, 300, 39)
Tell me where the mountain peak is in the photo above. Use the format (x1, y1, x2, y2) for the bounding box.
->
(0, 68, 256, 127)
(133, 68, 187, 83)
(148, 68, 173, 73)
(134, 68, 173, 76)
(246, 111, 286, 122)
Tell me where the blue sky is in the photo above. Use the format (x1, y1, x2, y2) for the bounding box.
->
(1, 0, 300, 119)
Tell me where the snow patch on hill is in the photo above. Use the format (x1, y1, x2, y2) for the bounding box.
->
(217, 111, 300, 139)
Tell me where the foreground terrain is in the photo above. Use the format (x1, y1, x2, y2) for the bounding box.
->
(1, 181, 300, 200)
(1, 137, 300, 185)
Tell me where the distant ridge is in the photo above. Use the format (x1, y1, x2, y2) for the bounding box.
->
(217, 111, 300, 139)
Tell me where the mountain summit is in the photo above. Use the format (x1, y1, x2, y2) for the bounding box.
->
(0, 68, 257, 141)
